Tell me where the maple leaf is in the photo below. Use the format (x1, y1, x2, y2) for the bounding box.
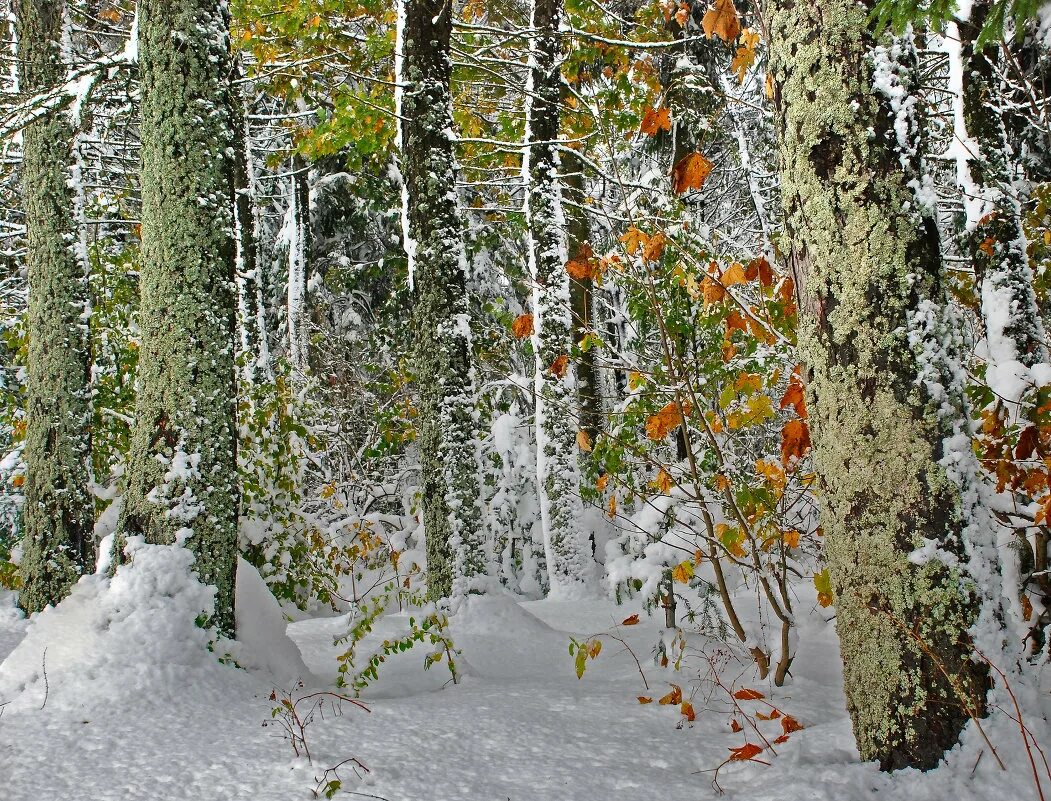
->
(549, 354, 569, 378)
(643, 232, 667, 263)
(675, 1, 691, 25)
(745, 255, 774, 286)
(733, 688, 765, 700)
(622, 614, 641, 625)
(681, 701, 697, 722)
(511, 313, 534, 339)
(722, 262, 748, 286)
(659, 685, 683, 705)
(566, 258, 596, 281)
(702, 0, 741, 41)
(640, 106, 672, 136)
(672, 560, 694, 583)
(1016, 425, 1039, 459)
(607, 494, 617, 518)
(781, 715, 804, 734)
(728, 743, 764, 762)
(673, 152, 714, 194)
(780, 418, 812, 466)
(730, 29, 760, 82)
(783, 529, 800, 548)
(779, 369, 807, 419)
(814, 569, 834, 608)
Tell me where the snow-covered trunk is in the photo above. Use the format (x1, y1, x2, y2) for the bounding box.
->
(563, 153, 602, 443)
(398, 0, 485, 599)
(767, 0, 987, 771)
(524, 0, 598, 598)
(118, 0, 240, 635)
(286, 153, 310, 375)
(15, 0, 95, 611)
(232, 72, 269, 384)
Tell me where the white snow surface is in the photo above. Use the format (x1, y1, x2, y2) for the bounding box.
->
(1, 556, 1050, 800)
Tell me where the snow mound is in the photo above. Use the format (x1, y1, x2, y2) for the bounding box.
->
(451, 593, 556, 638)
(231, 557, 312, 684)
(0, 538, 244, 713)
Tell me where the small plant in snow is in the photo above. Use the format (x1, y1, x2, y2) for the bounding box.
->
(264, 680, 369, 763)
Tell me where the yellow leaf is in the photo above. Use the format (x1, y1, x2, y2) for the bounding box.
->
(596, 473, 610, 491)
(722, 262, 748, 286)
(608, 494, 617, 518)
(658, 684, 683, 704)
(576, 429, 593, 452)
(620, 225, 648, 256)
(671, 560, 694, 583)
(652, 468, 674, 494)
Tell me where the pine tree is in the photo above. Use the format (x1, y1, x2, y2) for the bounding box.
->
(524, 0, 598, 597)
(15, 0, 95, 611)
(767, 0, 988, 770)
(398, 0, 485, 599)
(118, 0, 240, 635)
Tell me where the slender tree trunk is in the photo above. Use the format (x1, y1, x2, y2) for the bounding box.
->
(398, 0, 485, 599)
(118, 0, 240, 635)
(287, 153, 310, 374)
(15, 0, 95, 611)
(524, 0, 598, 597)
(767, 0, 987, 770)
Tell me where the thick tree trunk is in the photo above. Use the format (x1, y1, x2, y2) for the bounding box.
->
(15, 0, 95, 611)
(525, 0, 598, 597)
(118, 0, 240, 635)
(398, 0, 485, 599)
(767, 0, 987, 770)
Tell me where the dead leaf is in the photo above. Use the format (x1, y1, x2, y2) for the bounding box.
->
(511, 313, 534, 339)
(681, 701, 696, 722)
(549, 354, 569, 378)
(733, 688, 765, 700)
(673, 152, 714, 194)
(640, 106, 672, 136)
(659, 684, 683, 705)
(672, 560, 694, 584)
(622, 614, 640, 625)
(780, 418, 812, 466)
(730, 718, 743, 732)
(576, 430, 593, 452)
(638, 695, 653, 704)
(702, 0, 741, 41)
(781, 715, 804, 734)
(646, 401, 685, 441)
(728, 743, 763, 762)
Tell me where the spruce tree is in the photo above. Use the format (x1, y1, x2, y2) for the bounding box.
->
(15, 0, 95, 612)
(118, 0, 240, 634)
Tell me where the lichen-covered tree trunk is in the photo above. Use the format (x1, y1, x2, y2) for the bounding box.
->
(524, 0, 598, 597)
(398, 0, 485, 599)
(15, 0, 95, 611)
(286, 154, 311, 375)
(118, 0, 240, 634)
(767, 0, 987, 770)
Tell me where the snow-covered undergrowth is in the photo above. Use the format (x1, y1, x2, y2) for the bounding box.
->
(1, 560, 1050, 800)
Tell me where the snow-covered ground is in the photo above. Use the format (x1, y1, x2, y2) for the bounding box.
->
(1, 543, 1048, 801)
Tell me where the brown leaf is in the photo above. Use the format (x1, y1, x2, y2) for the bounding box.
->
(576, 429, 593, 452)
(658, 684, 683, 705)
(728, 743, 763, 762)
(622, 614, 641, 625)
(781, 715, 804, 734)
(681, 701, 696, 722)
(642, 232, 667, 263)
(702, 0, 741, 41)
(1016, 425, 1039, 460)
(1023, 594, 1034, 622)
(730, 718, 743, 733)
(549, 354, 569, 378)
(780, 418, 812, 466)
(638, 695, 653, 704)
(733, 688, 765, 700)
(701, 275, 726, 305)
(640, 106, 672, 136)
(672, 152, 714, 194)
(511, 313, 534, 339)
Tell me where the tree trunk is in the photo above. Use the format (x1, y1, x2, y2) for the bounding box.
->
(767, 0, 987, 770)
(525, 0, 598, 597)
(398, 0, 485, 599)
(15, 0, 95, 611)
(118, 0, 240, 635)
(287, 153, 311, 374)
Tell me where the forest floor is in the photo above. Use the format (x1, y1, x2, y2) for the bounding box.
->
(0, 549, 1048, 801)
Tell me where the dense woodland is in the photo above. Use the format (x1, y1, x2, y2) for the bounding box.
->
(1, 0, 1051, 796)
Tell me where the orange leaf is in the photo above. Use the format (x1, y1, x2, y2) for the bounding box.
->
(701, 275, 726, 305)
(733, 688, 765, 700)
(607, 494, 617, 518)
(673, 152, 714, 195)
(640, 106, 672, 136)
(653, 468, 674, 494)
(646, 401, 684, 441)
(728, 743, 763, 762)
(773, 733, 790, 744)
(620, 226, 647, 256)
(780, 369, 807, 419)
(576, 429, 593, 452)
(702, 0, 741, 41)
(658, 684, 683, 705)
(722, 262, 748, 286)
(756, 709, 781, 721)
(596, 473, 610, 491)
(549, 354, 569, 378)
(1023, 594, 1034, 622)
(622, 614, 640, 625)
(730, 718, 743, 732)
(642, 232, 667, 263)
(638, 695, 653, 704)
(511, 313, 534, 339)
(781, 715, 804, 734)
(681, 701, 696, 721)
(671, 560, 694, 583)
(780, 418, 812, 466)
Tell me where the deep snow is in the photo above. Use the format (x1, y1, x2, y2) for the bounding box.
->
(1, 544, 1049, 801)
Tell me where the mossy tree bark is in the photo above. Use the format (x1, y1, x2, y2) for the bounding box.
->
(525, 0, 598, 596)
(118, 0, 240, 635)
(15, 0, 95, 611)
(399, 0, 485, 599)
(766, 0, 988, 770)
